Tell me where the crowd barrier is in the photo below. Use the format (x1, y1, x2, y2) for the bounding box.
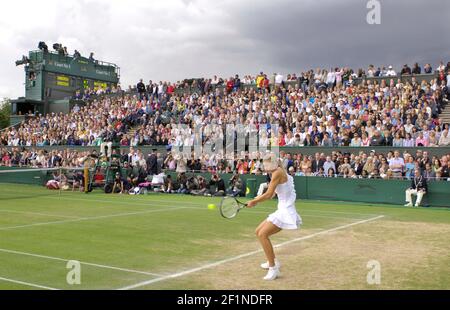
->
(163, 171, 450, 208)
(1, 167, 448, 207)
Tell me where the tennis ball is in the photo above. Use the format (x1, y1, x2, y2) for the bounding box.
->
(207, 203, 216, 210)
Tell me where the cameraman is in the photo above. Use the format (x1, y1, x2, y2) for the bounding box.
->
(176, 172, 188, 194)
(112, 172, 125, 194)
(228, 172, 243, 197)
(208, 173, 225, 196)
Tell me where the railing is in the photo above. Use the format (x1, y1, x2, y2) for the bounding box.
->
(29, 50, 119, 70)
(0, 124, 17, 133)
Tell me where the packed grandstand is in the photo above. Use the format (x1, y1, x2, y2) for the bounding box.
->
(1, 61, 450, 184)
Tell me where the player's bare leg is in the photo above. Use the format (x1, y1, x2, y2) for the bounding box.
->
(256, 221, 281, 280)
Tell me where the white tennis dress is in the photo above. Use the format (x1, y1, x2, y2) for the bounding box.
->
(267, 174, 302, 229)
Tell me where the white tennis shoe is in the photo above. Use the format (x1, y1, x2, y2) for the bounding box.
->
(263, 266, 280, 280)
(260, 259, 281, 270)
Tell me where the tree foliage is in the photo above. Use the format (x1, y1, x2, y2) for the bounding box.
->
(0, 98, 11, 129)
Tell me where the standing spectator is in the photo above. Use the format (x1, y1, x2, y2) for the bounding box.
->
(274, 73, 284, 86)
(388, 150, 405, 178)
(256, 72, 265, 91)
(311, 153, 324, 174)
(323, 156, 336, 175)
(412, 63, 421, 75)
(405, 155, 416, 180)
(146, 148, 158, 175)
(401, 64, 412, 75)
(386, 65, 397, 76)
(137, 79, 146, 99)
(233, 75, 241, 92)
(424, 63, 433, 74)
(326, 68, 336, 88)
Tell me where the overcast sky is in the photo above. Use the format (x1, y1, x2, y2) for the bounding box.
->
(0, 0, 448, 99)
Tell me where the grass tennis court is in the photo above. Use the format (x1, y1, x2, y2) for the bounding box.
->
(0, 184, 449, 290)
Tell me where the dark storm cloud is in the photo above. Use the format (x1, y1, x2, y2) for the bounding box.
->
(231, 0, 450, 73)
(1, 0, 449, 99)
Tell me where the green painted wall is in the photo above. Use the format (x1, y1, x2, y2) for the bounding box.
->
(164, 172, 450, 207)
(1, 167, 448, 207)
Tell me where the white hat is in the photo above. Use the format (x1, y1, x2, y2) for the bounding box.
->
(388, 65, 393, 69)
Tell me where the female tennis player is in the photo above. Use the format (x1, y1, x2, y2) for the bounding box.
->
(247, 154, 302, 280)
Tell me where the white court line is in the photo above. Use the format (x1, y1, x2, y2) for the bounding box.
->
(5, 186, 384, 216)
(47, 195, 182, 207)
(183, 207, 365, 221)
(0, 248, 164, 277)
(0, 209, 79, 219)
(0, 206, 189, 231)
(118, 215, 385, 290)
(128, 197, 382, 216)
(1, 187, 382, 217)
(47, 195, 378, 218)
(0, 276, 59, 290)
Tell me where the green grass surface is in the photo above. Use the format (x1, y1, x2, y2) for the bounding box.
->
(0, 183, 449, 290)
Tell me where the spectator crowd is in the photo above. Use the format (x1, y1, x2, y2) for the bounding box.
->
(1, 146, 449, 183)
(2, 61, 449, 150)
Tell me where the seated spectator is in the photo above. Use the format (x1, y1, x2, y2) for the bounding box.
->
(208, 173, 225, 196)
(190, 176, 208, 196)
(415, 132, 429, 147)
(46, 170, 67, 190)
(404, 169, 428, 207)
(363, 156, 375, 175)
(392, 133, 404, 147)
(350, 133, 362, 147)
(257, 174, 271, 196)
(162, 175, 174, 193)
(423, 163, 436, 181)
(403, 133, 415, 147)
(176, 172, 188, 194)
(439, 129, 450, 146)
(326, 167, 336, 178)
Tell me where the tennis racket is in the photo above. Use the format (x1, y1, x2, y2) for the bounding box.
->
(219, 197, 248, 219)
